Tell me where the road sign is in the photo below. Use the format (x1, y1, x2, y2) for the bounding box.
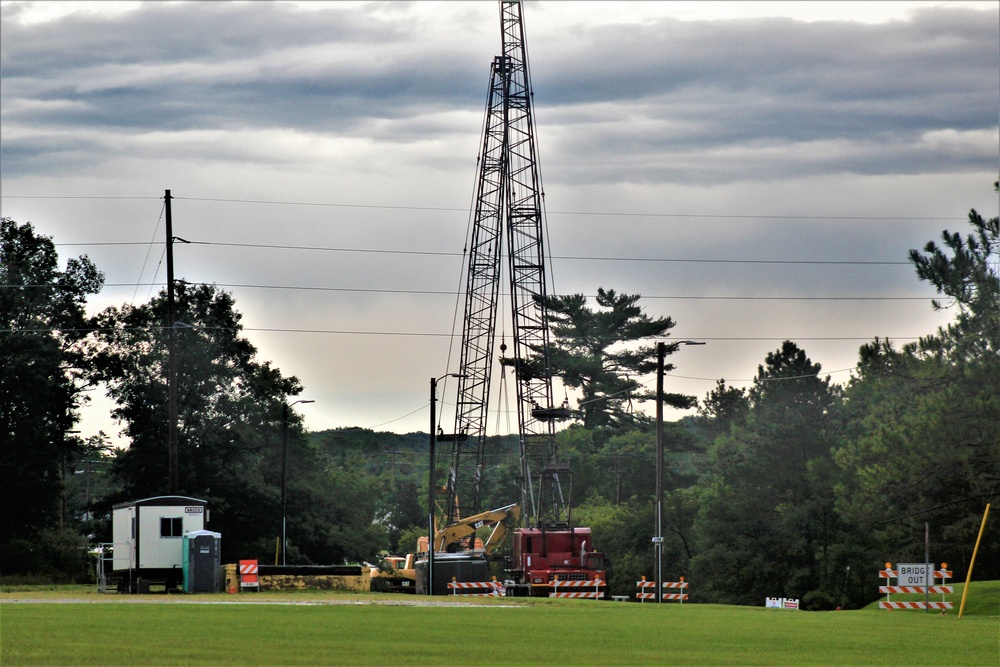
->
(896, 563, 935, 586)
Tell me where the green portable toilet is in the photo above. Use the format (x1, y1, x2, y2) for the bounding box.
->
(182, 530, 222, 593)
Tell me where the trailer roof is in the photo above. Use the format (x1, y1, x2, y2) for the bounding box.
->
(112, 495, 208, 510)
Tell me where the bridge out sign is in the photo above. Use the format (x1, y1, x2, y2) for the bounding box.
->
(896, 563, 936, 586)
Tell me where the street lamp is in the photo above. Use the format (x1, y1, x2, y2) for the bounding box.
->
(428, 373, 463, 595)
(656, 340, 705, 603)
(282, 399, 315, 566)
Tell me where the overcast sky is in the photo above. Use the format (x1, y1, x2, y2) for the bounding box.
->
(2, 1, 998, 444)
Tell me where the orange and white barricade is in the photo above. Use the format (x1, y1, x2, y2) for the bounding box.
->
(637, 576, 688, 602)
(448, 577, 505, 597)
(239, 559, 259, 590)
(550, 576, 605, 599)
(879, 562, 953, 610)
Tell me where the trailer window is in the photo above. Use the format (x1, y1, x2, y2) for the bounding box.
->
(161, 517, 183, 537)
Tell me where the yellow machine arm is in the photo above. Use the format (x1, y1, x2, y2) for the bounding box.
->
(433, 503, 520, 555)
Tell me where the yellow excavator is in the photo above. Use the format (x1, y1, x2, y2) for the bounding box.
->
(432, 503, 520, 555)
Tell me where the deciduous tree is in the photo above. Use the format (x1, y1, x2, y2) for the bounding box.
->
(89, 283, 388, 564)
(1, 218, 103, 573)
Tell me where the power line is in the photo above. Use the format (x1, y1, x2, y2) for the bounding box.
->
(4, 195, 157, 200)
(0, 324, 926, 342)
(4, 281, 936, 301)
(5, 193, 962, 221)
(48, 239, 912, 265)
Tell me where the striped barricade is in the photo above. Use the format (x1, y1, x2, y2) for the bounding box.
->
(448, 579, 504, 597)
(879, 563, 953, 610)
(636, 577, 688, 602)
(550, 578, 605, 599)
(239, 560, 259, 590)
(879, 586, 953, 595)
(881, 601, 953, 610)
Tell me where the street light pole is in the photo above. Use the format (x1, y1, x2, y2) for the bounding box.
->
(655, 340, 705, 603)
(282, 399, 314, 566)
(428, 373, 462, 595)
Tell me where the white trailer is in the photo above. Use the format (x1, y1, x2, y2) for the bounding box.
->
(111, 496, 209, 592)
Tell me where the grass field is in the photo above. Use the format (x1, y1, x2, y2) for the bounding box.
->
(2, 584, 997, 666)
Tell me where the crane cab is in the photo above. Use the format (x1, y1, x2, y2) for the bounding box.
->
(510, 526, 609, 597)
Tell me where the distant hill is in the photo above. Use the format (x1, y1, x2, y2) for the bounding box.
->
(307, 428, 519, 481)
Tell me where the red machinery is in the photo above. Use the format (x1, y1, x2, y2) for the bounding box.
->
(513, 528, 608, 597)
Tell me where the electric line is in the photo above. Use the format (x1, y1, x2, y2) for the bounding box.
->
(48, 239, 912, 265)
(4, 281, 937, 301)
(0, 324, 926, 342)
(132, 202, 166, 306)
(6, 193, 962, 221)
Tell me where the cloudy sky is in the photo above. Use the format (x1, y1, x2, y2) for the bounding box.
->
(2, 1, 997, 444)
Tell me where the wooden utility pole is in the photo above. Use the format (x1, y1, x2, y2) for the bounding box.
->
(165, 189, 179, 495)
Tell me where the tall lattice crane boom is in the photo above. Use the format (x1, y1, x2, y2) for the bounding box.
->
(446, 0, 568, 532)
(445, 53, 506, 529)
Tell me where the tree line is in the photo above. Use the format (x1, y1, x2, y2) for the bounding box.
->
(1, 193, 996, 607)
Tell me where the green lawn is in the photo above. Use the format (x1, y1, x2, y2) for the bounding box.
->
(2, 588, 997, 666)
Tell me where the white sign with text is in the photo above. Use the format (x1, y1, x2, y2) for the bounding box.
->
(896, 563, 935, 586)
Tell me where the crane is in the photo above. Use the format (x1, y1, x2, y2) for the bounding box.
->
(441, 0, 608, 598)
(446, 0, 565, 536)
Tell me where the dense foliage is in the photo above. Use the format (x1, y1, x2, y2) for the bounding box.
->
(3, 195, 996, 605)
(1, 218, 104, 579)
(84, 283, 390, 565)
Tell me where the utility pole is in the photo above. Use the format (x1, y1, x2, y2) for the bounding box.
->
(428, 373, 464, 595)
(165, 189, 179, 495)
(428, 376, 438, 596)
(655, 340, 705, 603)
(655, 342, 665, 604)
(281, 399, 315, 566)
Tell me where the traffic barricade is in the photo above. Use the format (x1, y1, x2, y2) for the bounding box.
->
(637, 576, 688, 602)
(448, 577, 505, 597)
(551, 576, 604, 599)
(239, 559, 259, 591)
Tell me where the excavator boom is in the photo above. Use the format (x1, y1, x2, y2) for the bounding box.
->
(433, 503, 520, 555)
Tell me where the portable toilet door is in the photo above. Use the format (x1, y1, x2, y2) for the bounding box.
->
(182, 530, 222, 593)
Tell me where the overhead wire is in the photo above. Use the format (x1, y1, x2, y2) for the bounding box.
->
(5, 193, 965, 222)
(50, 238, 914, 265)
(132, 202, 166, 306)
(5, 280, 939, 302)
(1, 323, 929, 343)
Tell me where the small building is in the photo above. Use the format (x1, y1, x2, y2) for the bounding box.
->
(111, 495, 209, 592)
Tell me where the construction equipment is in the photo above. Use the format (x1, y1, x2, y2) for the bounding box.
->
(370, 554, 416, 594)
(439, 0, 608, 598)
(433, 503, 520, 555)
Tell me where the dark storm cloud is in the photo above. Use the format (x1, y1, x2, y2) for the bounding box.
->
(1, 1, 392, 72)
(1, 1, 485, 139)
(533, 8, 996, 183)
(3, 3, 995, 185)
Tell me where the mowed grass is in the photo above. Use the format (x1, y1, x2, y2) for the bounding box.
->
(2, 590, 998, 666)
